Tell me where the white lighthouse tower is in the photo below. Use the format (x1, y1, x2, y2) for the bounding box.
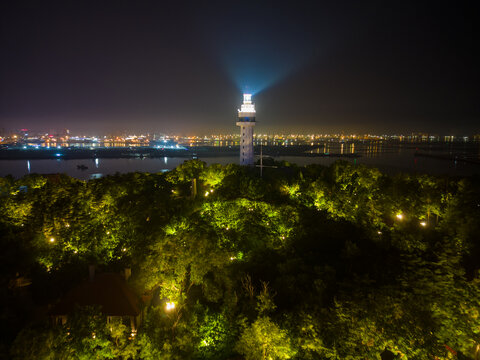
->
(237, 93, 256, 165)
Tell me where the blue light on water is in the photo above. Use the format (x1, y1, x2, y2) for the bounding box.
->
(55, 153, 62, 157)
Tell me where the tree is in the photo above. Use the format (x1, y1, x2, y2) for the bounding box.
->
(235, 317, 296, 360)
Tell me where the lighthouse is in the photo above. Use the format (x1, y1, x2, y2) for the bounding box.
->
(237, 93, 256, 165)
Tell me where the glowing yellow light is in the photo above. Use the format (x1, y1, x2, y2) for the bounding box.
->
(65, 223, 70, 228)
(165, 302, 175, 311)
(396, 214, 404, 220)
(377, 231, 382, 234)
(205, 191, 209, 196)
(106, 231, 110, 235)
(420, 221, 427, 227)
(122, 248, 127, 252)
(49, 237, 55, 243)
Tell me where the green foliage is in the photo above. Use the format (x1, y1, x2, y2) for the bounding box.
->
(201, 199, 297, 251)
(10, 307, 137, 360)
(10, 323, 65, 360)
(195, 309, 236, 360)
(235, 316, 296, 360)
(3, 161, 480, 359)
(166, 159, 207, 184)
(138, 215, 233, 304)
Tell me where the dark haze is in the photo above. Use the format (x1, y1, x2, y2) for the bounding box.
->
(1, 1, 478, 135)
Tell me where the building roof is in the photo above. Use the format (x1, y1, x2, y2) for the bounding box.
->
(50, 273, 141, 317)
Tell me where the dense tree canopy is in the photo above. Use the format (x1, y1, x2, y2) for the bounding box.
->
(1, 160, 479, 359)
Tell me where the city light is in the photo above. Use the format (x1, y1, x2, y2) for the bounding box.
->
(165, 302, 175, 311)
(420, 221, 427, 227)
(49, 237, 55, 243)
(1, 131, 477, 151)
(396, 214, 404, 220)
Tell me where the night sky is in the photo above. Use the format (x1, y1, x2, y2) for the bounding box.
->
(1, 1, 478, 135)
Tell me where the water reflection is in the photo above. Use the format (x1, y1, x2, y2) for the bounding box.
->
(1, 148, 480, 180)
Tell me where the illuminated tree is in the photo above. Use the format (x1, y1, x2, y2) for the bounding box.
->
(235, 317, 296, 360)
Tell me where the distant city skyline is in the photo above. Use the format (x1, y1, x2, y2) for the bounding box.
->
(2, 128, 478, 140)
(1, 1, 478, 135)
(1, 118, 479, 138)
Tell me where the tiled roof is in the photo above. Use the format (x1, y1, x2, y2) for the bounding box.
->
(50, 273, 141, 316)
